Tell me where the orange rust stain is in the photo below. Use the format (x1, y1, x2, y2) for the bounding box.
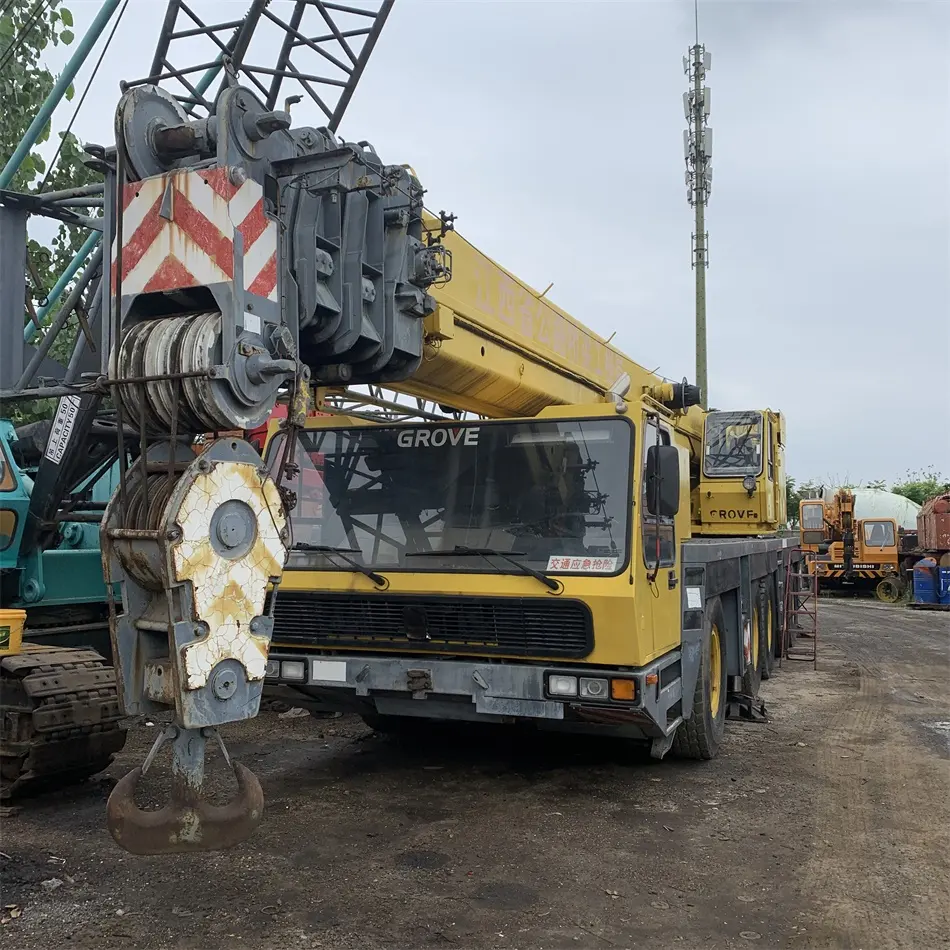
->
(179, 540, 217, 577)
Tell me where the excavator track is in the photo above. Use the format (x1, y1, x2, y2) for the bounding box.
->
(1, 643, 126, 800)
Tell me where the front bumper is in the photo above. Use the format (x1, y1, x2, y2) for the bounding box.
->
(265, 651, 684, 739)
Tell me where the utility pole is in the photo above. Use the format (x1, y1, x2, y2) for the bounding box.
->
(683, 10, 712, 408)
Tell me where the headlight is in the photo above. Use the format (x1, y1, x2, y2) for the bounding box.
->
(265, 659, 280, 678)
(743, 475, 756, 492)
(579, 677, 608, 699)
(281, 660, 306, 681)
(548, 674, 578, 697)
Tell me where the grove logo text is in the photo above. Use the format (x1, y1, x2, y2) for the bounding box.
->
(396, 427, 480, 448)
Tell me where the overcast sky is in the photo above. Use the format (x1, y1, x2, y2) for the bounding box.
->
(41, 0, 949, 485)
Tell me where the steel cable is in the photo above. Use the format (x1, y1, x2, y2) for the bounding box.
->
(0, 0, 51, 76)
(39, 0, 130, 190)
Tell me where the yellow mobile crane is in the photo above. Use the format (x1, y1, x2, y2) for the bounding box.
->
(799, 491, 902, 601)
(97, 95, 795, 855)
(258, 220, 793, 758)
(1, 1, 798, 853)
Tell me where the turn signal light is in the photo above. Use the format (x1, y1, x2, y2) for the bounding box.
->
(610, 678, 636, 701)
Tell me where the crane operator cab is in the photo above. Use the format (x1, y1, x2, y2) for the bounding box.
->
(800, 500, 826, 547)
(697, 409, 786, 536)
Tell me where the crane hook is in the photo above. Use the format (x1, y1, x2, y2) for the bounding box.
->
(106, 726, 264, 855)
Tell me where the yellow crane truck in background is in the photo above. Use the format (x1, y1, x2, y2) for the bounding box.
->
(0, 0, 801, 854)
(799, 491, 902, 601)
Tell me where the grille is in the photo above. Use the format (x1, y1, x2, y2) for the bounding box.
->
(269, 593, 593, 659)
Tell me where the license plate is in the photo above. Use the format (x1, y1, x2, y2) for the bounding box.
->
(310, 659, 347, 683)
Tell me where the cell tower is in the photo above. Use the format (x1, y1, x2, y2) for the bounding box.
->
(683, 21, 712, 408)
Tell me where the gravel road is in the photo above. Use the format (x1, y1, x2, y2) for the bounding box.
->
(2, 600, 948, 950)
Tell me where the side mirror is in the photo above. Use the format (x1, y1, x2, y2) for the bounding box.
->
(645, 444, 680, 517)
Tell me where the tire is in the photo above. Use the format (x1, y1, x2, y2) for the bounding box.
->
(760, 578, 777, 680)
(742, 592, 764, 697)
(875, 577, 902, 603)
(673, 596, 728, 760)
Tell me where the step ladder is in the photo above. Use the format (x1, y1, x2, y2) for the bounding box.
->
(783, 551, 818, 669)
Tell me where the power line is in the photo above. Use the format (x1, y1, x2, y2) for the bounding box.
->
(0, 0, 52, 76)
(39, 0, 131, 191)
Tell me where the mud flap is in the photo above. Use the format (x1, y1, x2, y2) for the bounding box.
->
(726, 691, 770, 723)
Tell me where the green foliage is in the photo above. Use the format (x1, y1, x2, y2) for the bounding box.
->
(787, 471, 948, 524)
(786, 476, 800, 526)
(890, 469, 950, 507)
(0, 0, 99, 424)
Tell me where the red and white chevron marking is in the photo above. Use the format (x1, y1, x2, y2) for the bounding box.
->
(111, 167, 278, 301)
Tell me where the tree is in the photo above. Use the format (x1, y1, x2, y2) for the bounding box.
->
(0, 0, 99, 422)
(786, 476, 801, 527)
(891, 469, 950, 507)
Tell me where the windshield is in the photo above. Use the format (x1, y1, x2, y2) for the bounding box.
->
(863, 521, 895, 548)
(703, 410, 763, 478)
(269, 418, 632, 575)
(801, 503, 824, 530)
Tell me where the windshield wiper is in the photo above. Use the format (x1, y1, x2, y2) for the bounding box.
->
(406, 545, 559, 592)
(292, 543, 387, 587)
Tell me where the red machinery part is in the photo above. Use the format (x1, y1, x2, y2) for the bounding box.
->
(245, 404, 330, 453)
(918, 494, 950, 553)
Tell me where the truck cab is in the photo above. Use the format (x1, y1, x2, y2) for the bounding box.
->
(256, 395, 796, 759)
(696, 409, 786, 535)
(0, 421, 29, 578)
(0, 419, 115, 622)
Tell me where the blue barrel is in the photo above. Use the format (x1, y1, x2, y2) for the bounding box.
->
(913, 559, 938, 604)
(938, 568, 950, 605)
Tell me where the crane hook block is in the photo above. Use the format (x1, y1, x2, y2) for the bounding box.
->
(106, 726, 263, 855)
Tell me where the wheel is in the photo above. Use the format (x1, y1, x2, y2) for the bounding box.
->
(875, 577, 902, 603)
(742, 593, 763, 697)
(673, 596, 728, 760)
(760, 579, 777, 680)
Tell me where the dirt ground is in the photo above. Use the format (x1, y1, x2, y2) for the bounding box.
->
(1, 600, 948, 950)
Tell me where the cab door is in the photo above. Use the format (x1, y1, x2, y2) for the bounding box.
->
(0, 427, 28, 572)
(639, 415, 682, 658)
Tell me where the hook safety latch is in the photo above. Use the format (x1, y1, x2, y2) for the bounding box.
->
(106, 726, 263, 855)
